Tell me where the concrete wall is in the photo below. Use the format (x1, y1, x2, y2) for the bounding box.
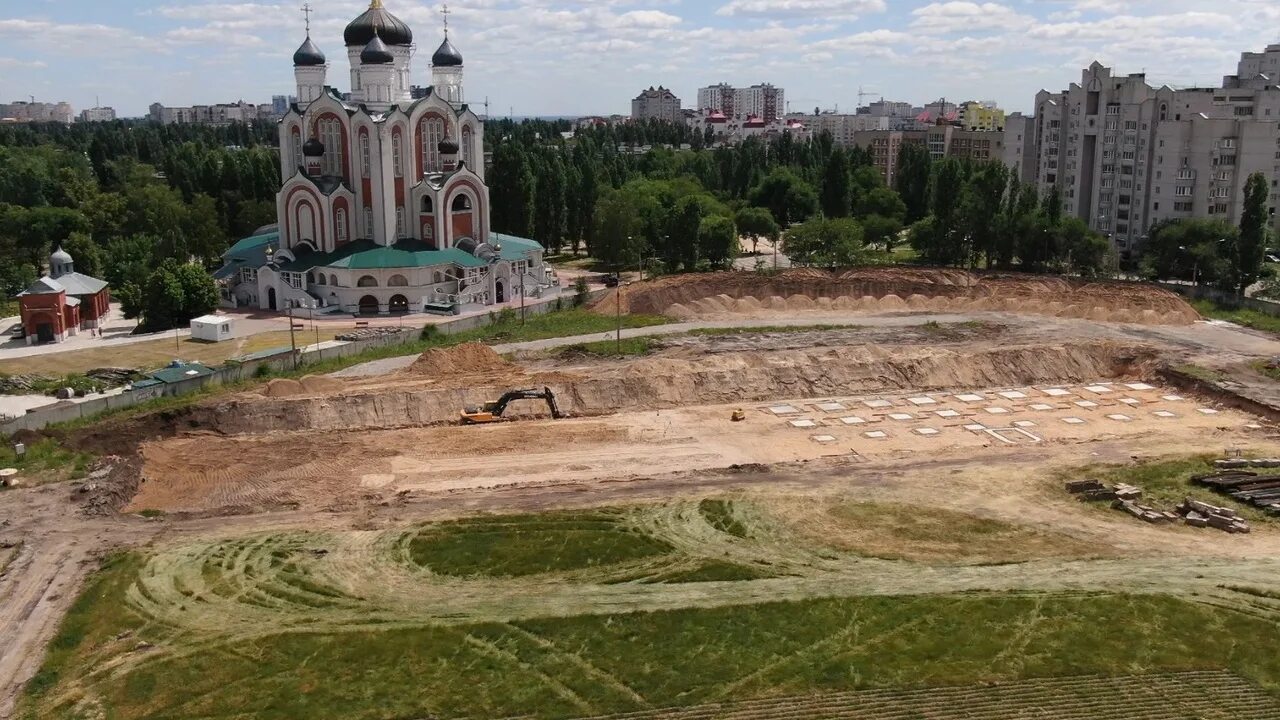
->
(1158, 282, 1280, 317)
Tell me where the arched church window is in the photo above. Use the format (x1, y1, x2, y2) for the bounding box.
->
(360, 134, 371, 178)
(452, 194, 472, 211)
(292, 131, 303, 171)
(392, 132, 403, 178)
(364, 207, 374, 237)
(330, 273, 339, 286)
(388, 274, 409, 287)
(421, 117, 445, 174)
(433, 270, 444, 284)
(396, 207, 405, 237)
(357, 275, 378, 287)
(335, 208, 348, 244)
(461, 126, 474, 167)
(421, 196, 434, 213)
(319, 117, 342, 177)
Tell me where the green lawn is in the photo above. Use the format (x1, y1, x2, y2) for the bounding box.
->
(554, 337, 655, 358)
(1191, 299, 1280, 335)
(24, 568, 1280, 720)
(0, 437, 94, 486)
(408, 510, 674, 577)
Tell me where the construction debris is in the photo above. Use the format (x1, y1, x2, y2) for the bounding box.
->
(1215, 458, 1280, 469)
(1193, 471, 1280, 516)
(1176, 499, 1250, 533)
(1069, 479, 1249, 532)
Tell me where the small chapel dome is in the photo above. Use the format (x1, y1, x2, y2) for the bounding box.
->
(293, 35, 326, 66)
(302, 138, 326, 157)
(361, 33, 395, 64)
(432, 37, 463, 67)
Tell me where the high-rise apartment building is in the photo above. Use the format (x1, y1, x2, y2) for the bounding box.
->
(630, 86, 681, 123)
(697, 83, 737, 117)
(959, 101, 1006, 132)
(1033, 46, 1280, 257)
(697, 83, 784, 120)
(148, 100, 274, 126)
(1001, 112, 1036, 182)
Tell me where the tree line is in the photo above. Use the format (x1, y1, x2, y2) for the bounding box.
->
(0, 121, 280, 330)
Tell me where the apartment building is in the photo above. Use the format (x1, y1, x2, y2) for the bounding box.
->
(0, 100, 73, 124)
(960, 101, 1006, 132)
(78, 106, 117, 123)
(785, 112, 889, 147)
(853, 125, 1004, 186)
(148, 100, 275, 126)
(1033, 46, 1280, 257)
(630, 86, 682, 123)
(1002, 112, 1036, 182)
(697, 83, 784, 120)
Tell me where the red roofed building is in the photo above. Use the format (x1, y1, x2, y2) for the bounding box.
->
(17, 246, 110, 344)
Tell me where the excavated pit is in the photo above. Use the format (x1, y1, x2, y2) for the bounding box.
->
(200, 341, 1159, 436)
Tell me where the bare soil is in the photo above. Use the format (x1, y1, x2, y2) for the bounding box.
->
(592, 269, 1200, 325)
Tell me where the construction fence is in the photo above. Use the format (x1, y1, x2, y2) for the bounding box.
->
(0, 291, 586, 436)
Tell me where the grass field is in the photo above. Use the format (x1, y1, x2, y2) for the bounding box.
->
(0, 438, 94, 486)
(0, 326, 360, 378)
(22, 498, 1280, 719)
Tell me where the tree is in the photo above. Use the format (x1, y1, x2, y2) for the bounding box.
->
(1140, 218, 1239, 286)
(592, 190, 644, 271)
(667, 196, 705, 271)
(489, 142, 535, 237)
(134, 259, 218, 330)
(819, 150, 851, 218)
(894, 143, 931, 223)
(1239, 172, 1270, 294)
(698, 215, 738, 267)
(855, 187, 907, 223)
(862, 214, 904, 252)
(533, 153, 567, 253)
(784, 218, 868, 267)
(748, 169, 818, 227)
(734, 207, 779, 254)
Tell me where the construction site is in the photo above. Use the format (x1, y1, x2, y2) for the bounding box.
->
(7, 268, 1280, 720)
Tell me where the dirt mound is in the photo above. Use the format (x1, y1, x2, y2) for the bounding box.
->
(592, 269, 1200, 326)
(299, 375, 343, 394)
(408, 342, 516, 378)
(263, 378, 305, 398)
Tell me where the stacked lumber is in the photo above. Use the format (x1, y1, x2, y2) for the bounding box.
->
(1177, 498, 1250, 533)
(1113, 499, 1178, 524)
(1064, 480, 1118, 502)
(1193, 471, 1280, 516)
(1215, 458, 1280, 469)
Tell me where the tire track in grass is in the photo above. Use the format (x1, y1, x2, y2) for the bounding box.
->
(462, 632, 597, 716)
(501, 623, 651, 709)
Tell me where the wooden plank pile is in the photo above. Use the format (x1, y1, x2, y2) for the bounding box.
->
(1193, 469, 1280, 517)
(1215, 458, 1280, 469)
(1065, 478, 1251, 531)
(1176, 498, 1250, 533)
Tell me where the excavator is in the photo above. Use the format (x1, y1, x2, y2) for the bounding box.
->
(460, 387, 566, 424)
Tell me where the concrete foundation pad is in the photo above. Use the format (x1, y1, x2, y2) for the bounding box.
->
(816, 402, 847, 412)
(769, 405, 800, 415)
(1063, 417, 1086, 424)
(1107, 414, 1133, 422)
(915, 427, 940, 436)
(998, 390, 1028, 399)
(1042, 388, 1072, 397)
(888, 412, 915, 421)
(907, 396, 937, 406)
(1029, 403, 1055, 411)
(863, 399, 893, 409)
(864, 430, 888, 439)
(839, 416, 867, 425)
(789, 419, 818, 428)
(954, 393, 985, 402)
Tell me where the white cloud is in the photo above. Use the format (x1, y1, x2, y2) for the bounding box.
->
(910, 2, 1032, 34)
(0, 57, 47, 69)
(715, 0, 885, 20)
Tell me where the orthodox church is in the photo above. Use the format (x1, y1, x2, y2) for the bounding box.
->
(216, 1, 548, 316)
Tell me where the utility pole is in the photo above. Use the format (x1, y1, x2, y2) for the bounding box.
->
(519, 260, 527, 325)
(287, 304, 298, 370)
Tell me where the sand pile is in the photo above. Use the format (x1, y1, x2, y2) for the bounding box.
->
(407, 342, 516, 378)
(593, 269, 1200, 326)
(299, 375, 342, 394)
(263, 378, 305, 398)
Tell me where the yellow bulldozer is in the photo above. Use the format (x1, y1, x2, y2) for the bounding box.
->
(460, 387, 565, 424)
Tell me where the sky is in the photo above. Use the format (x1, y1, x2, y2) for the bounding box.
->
(2, 0, 1280, 119)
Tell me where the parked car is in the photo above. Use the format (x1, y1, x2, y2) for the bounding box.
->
(601, 274, 620, 288)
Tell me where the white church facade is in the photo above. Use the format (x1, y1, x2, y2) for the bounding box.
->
(216, 0, 549, 316)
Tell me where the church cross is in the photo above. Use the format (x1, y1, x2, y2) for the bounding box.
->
(301, 2, 313, 34)
(441, 3, 451, 36)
